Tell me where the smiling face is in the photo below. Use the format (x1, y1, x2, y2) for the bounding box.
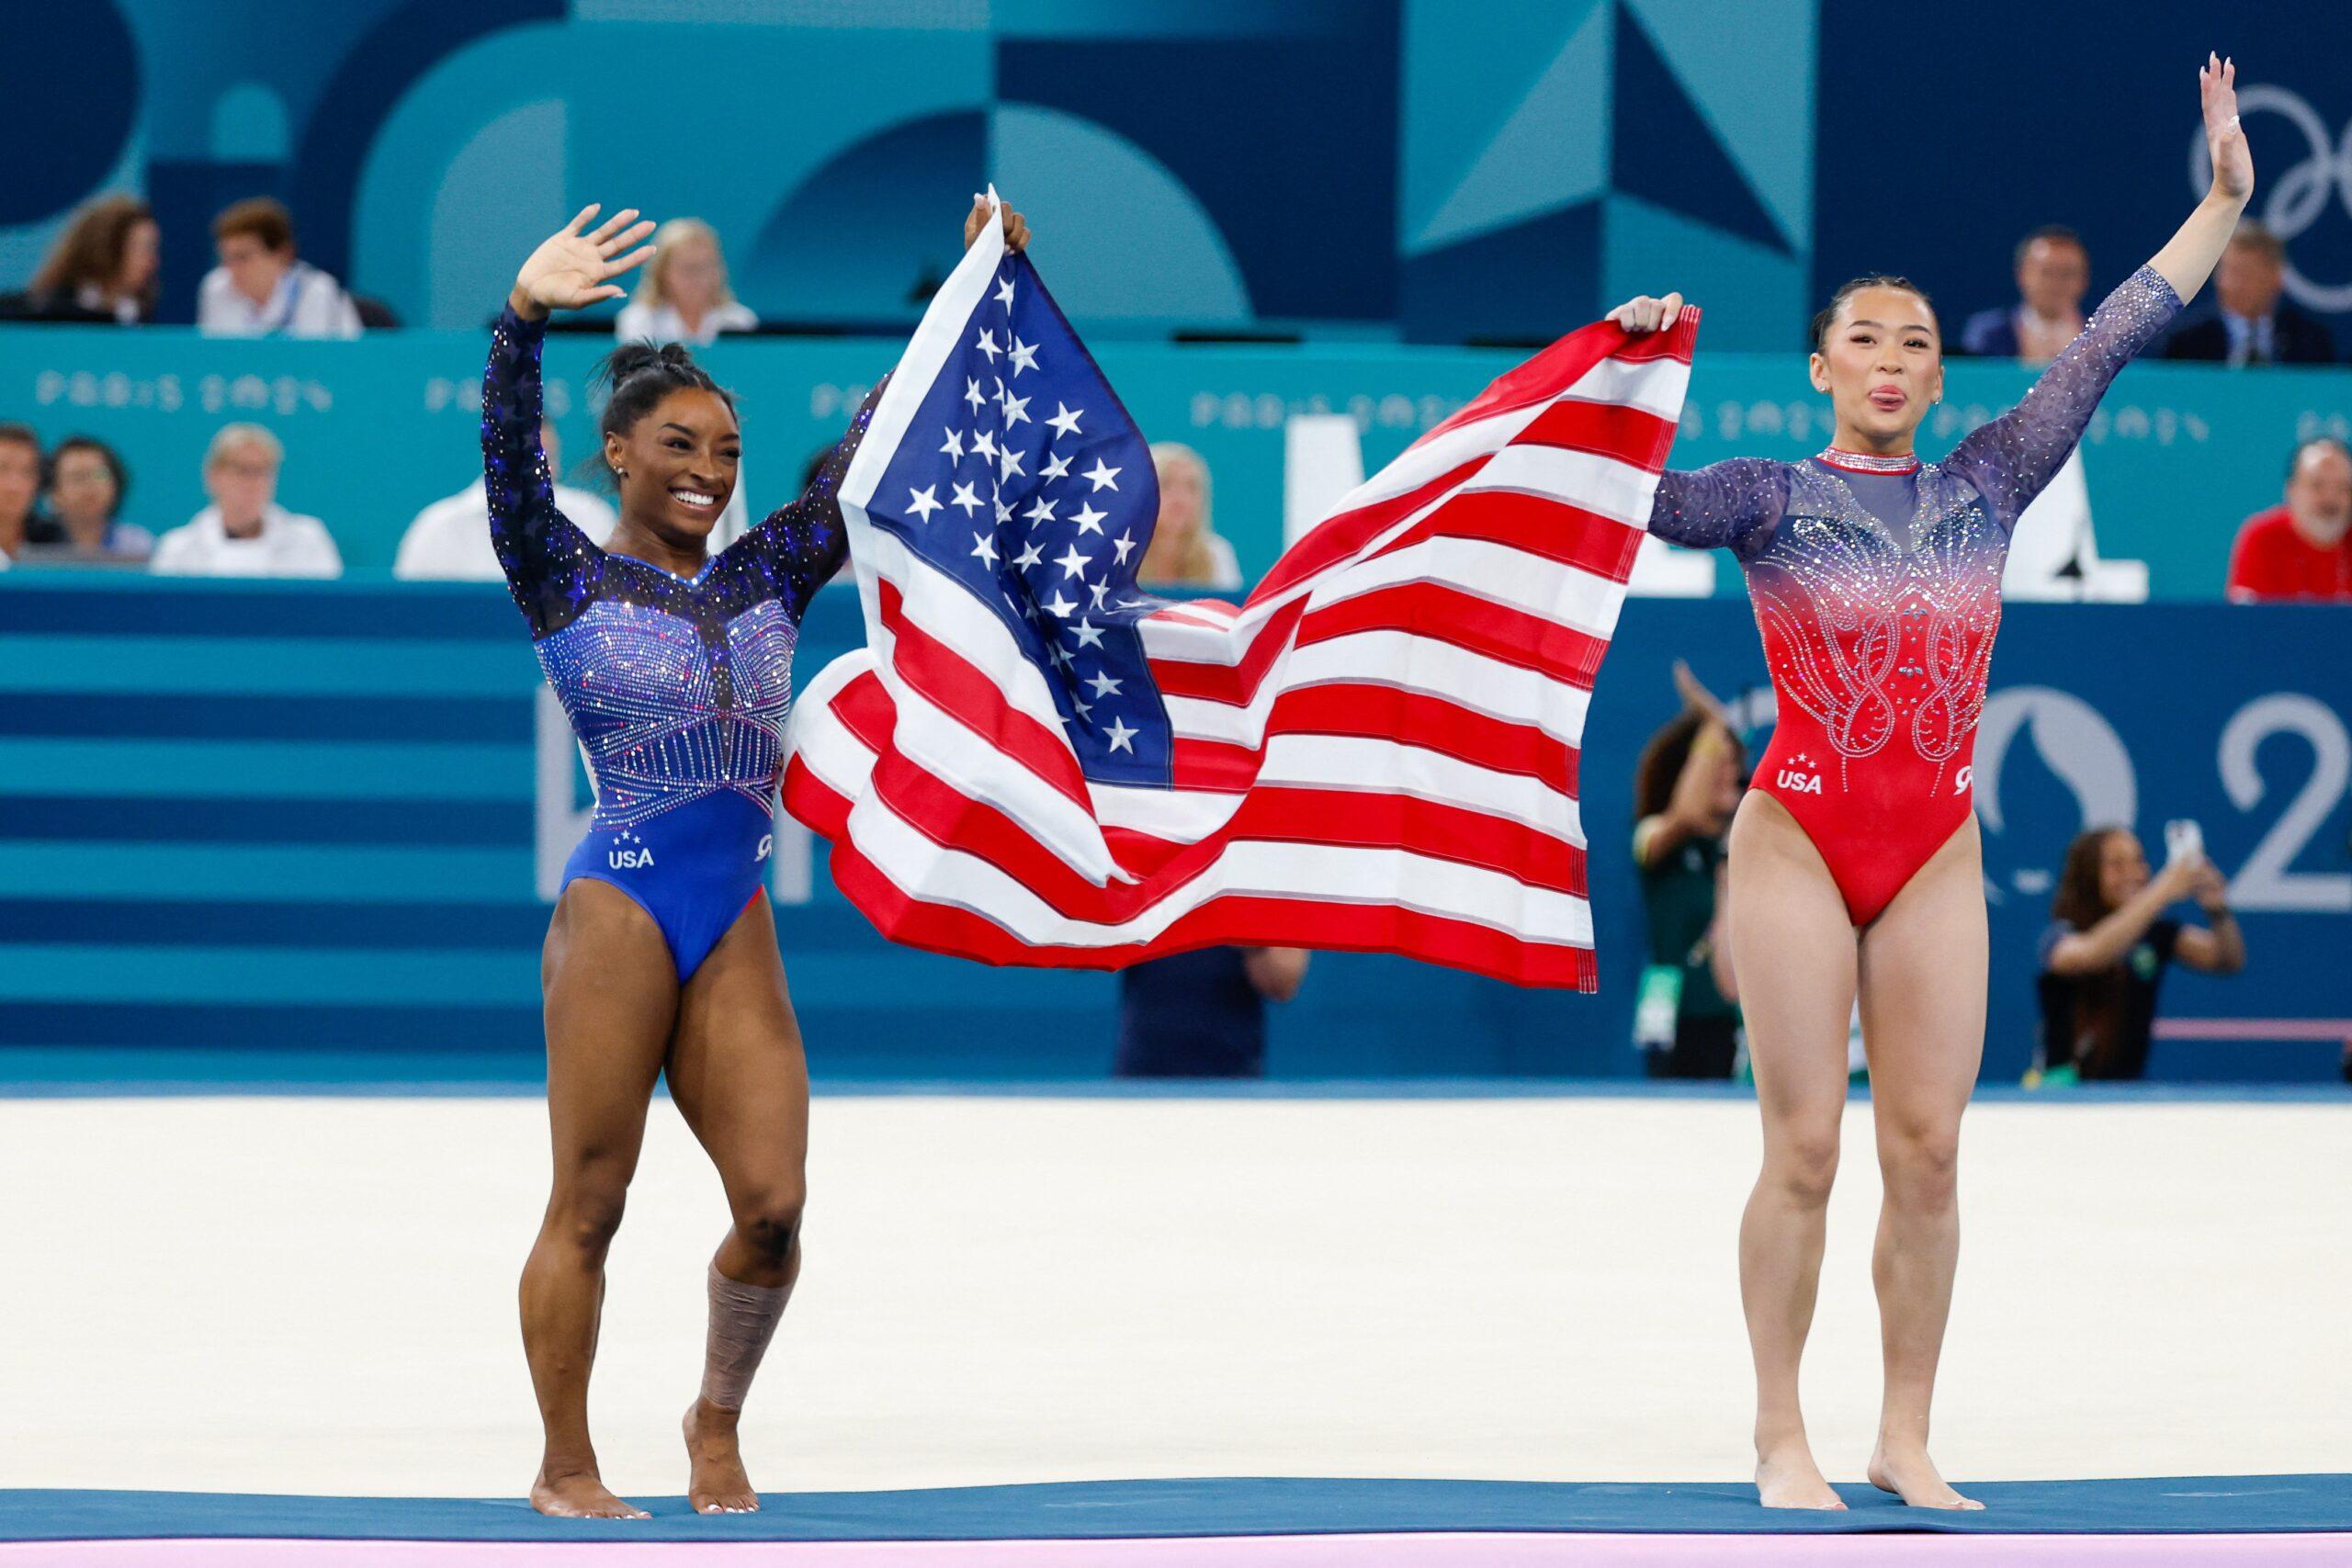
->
(1810, 286, 1944, 451)
(605, 388, 741, 541)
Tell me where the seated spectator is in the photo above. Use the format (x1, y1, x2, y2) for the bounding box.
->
(151, 424, 341, 578)
(1631, 694, 1747, 1078)
(1137, 443, 1243, 590)
(198, 199, 362, 339)
(27, 436, 153, 562)
(23, 194, 159, 324)
(2225, 436, 2352, 602)
(394, 422, 618, 580)
(0, 423, 40, 568)
(2035, 826, 2245, 1083)
(615, 219, 756, 346)
(2161, 221, 2335, 366)
(1960, 225, 2088, 364)
(1115, 946, 1309, 1078)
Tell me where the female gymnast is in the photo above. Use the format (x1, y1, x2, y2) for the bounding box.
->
(1607, 57, 2253, 1509)
(488, 197, 1027, 1517)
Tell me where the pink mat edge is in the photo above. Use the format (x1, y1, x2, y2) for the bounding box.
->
(7, 1533, 2352, 1566)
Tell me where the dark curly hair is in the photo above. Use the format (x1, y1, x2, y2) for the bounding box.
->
(592, 342, 737, 481)
(1810, 275, 1939, 353)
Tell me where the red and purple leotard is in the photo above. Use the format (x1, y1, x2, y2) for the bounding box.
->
(1646, 266, 2180, 925)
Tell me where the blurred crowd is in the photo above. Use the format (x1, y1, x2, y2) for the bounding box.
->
(3, 196, 2346, 597)
(1630, 673, 2256, 1089)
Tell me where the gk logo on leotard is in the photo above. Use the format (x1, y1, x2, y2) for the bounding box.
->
(1954, 765, 1973, 795)
(755, 833, 774, 863)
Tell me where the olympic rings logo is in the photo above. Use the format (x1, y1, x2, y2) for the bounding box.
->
(2190, 85, 2352, 311)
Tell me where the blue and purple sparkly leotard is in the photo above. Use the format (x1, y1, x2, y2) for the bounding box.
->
(482, 305, 876, 977)
(1646, 265, 2180, 924)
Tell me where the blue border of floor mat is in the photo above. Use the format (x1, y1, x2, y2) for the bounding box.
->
(4, 1477, 2347, 1542)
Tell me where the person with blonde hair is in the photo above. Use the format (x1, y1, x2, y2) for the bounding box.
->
(614, 218, 758, 346)
(150, 423, 340, 577)
(1138, 442, 1242, 590)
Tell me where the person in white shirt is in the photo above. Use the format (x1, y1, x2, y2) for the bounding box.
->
(197, 198, 362, 340)
(1138, 442, 1245, 590)
(613, 219, 757, 346)
(151, 423, 342, 578)
(395, 420, 619, 579)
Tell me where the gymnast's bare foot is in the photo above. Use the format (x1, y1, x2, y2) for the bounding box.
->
(1869, 1441, 1984, 1509)
(684, 1398, 760, 1514)
(531, 1465, 649, 1518)
(1756, 1438, 1847, 1509)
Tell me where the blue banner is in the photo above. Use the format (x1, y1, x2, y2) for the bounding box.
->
(2, 579, 2343, 1081)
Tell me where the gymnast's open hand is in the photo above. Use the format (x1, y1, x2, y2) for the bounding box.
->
(510, 204, 659, 321)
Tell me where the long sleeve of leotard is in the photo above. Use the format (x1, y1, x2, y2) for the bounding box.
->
(1646, 456, 1791, 555)
(482, 304, 601, 638)
(719, 375, 889, 620)
(1943, 264, 2182, 530)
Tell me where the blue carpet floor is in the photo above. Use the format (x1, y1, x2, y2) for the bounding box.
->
(5, 1476, 2348, 1542)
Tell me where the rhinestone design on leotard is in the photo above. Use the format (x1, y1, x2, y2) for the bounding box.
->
(1645, 265, 2181, 799)
(481, 306, 879, 831)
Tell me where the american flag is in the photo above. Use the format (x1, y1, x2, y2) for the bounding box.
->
(784, 199, 1697, 989)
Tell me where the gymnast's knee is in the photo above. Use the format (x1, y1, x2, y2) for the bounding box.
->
(1763, 1129, 1842, 1207)
(1877, 1123, 1961, 1209)
(543, 1174, 631, 1259)
(732, 1184, 806, 1265)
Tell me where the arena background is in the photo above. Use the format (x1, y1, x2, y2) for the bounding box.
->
(0, 0, 2346, 1083)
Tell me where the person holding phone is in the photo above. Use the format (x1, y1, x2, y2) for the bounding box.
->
(2035, 822, 2246, 1082)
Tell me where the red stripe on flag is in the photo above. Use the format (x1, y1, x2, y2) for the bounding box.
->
(1242, 682, 1579, 797)
(1508, 399, 1680, 472)
(1366, 491, 1645, 586)
(1247, 457, 1486, 606)
(1293, 581, 1616, 690)
(813, 830, 1597, 989)
(876, 577, 1089, 808)
(1144, 597, 1307, 705)
(1166, 681, 1581, 798)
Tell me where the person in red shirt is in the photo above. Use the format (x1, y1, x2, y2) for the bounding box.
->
(2225, 436, 2352, 600)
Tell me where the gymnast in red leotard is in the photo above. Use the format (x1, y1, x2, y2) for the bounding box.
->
(1608, 57, 2253, 1513)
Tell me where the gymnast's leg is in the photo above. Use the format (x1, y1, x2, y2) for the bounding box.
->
(521, 881, 678, 1519)
(663, 894, 812, 1514)
(1725, 790, 1861, 1509)
(1857, 816, 1988, 1509)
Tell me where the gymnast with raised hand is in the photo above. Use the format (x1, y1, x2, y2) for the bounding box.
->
(1608, 56, 2252, 1510)
(485, 198, 1026, 1517)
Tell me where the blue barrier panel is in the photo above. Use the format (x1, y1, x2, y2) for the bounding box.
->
(5, 328, 2350, 595)
(3, 577, 2344, 1081)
